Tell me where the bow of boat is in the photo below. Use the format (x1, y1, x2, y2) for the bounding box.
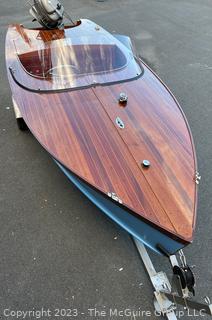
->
(5, 22, 198, 255)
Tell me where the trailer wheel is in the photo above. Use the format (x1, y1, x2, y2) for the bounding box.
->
(17, 118, 28, 131)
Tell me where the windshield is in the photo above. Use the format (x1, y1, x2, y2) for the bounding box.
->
(12, 26, 142, 92)
(18, 43, 128, 78)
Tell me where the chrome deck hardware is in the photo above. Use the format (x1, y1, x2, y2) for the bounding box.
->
(118, 92, 128, 104)
(142, 160, 151, 168)
(115, 117, 125, 129)
(195, 172, 201, 185)
(108, 192, 123, 204)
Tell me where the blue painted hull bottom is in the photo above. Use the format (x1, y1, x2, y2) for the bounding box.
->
(55, 160, 186, 256)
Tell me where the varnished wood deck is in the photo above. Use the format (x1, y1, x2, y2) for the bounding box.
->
(5, 22, 198, 243)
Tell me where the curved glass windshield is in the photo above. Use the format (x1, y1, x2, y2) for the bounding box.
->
(18, 43, 128, 78)
(12, 28, 142, 91)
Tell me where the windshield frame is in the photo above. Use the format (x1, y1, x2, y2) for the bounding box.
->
(10, 58, 144, 93)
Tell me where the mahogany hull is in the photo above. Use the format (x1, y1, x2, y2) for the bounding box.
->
(5, 21, 198, 255)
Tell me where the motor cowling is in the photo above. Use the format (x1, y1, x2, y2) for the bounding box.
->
(29, 0, 64, 29)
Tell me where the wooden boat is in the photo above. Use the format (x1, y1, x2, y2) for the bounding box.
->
(5, 18, 198, 256)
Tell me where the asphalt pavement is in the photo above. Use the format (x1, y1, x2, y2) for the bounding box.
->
(0, 1, 212, 319)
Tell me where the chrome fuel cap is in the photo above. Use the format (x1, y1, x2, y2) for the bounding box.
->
(119, 92, 128, 104)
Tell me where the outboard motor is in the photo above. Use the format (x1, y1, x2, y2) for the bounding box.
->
(29, 0, 65, 29)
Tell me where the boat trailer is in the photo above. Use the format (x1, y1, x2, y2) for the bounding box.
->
(134, 238, 212, 319)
